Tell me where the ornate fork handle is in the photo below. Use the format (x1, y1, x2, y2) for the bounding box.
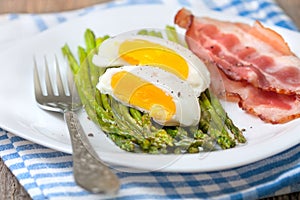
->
(65, 111, 120, 194)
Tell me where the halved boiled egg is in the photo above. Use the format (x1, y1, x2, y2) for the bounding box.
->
(92, 34, 210, 97)
(97, 65, 200, 126)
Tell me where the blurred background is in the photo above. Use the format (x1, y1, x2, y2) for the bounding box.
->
(0, 0, 109, 13)
(0, 0, 299, 28)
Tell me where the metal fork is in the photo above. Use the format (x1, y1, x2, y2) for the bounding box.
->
(33, 56, 120, 194)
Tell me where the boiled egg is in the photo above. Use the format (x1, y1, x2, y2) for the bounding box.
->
(92, 34, 210, 97)
(97, 65, 200, 126)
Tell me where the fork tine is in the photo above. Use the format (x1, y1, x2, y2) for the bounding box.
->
(55, 56, 66, 96)
(66, 61, 76, 96)
(44, 56, 54, 96)
(65, 59, 81, 104)
(33, 58, 43, 99)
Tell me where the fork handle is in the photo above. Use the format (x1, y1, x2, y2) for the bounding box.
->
(64, 111, 120, 194)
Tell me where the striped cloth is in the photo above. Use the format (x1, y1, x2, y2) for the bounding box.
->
(0, 0, 299, 199)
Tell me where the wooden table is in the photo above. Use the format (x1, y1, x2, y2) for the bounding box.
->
(0, 0, 300, 199)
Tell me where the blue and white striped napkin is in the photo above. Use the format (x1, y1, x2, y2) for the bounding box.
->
(0, 0, 299, 199)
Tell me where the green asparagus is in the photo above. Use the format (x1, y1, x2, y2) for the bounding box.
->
(61, 26, 246, 154)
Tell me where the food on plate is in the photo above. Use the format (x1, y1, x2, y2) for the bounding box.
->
(175, 8, 300, 124)
(92, 34, 210, 97)
(62, 28, 246, 154)
(217, 65, 300, 123)
(96, 65, 201, 126)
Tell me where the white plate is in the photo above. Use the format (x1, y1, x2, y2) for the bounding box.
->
(0, 4, 300, 172)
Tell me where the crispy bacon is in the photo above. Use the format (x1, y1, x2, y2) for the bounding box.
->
(175, 8, 300, 95)
(175, 8, 300, 124)
(218, 66, 300, 124)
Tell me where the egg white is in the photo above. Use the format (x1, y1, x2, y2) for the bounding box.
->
(92, 34, 210, 97)
(97, 65, 201, 126)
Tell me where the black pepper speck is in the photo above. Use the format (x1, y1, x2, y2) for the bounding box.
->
(88, 133, 94, 137)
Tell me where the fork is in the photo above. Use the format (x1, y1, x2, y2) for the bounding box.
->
(33, 56, 120, 194)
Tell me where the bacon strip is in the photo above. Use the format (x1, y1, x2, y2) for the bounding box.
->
(219, 66, 300, 124)
(175, 8, 300, 95)
(175, 8, 300, 124)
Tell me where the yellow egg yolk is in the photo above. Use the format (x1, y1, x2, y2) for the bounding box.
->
(119, 39, 189, 79)
(111, 71, 176, 122)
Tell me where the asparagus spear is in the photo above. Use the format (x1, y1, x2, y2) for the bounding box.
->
(62, 44, 98, 123)
(84, 29, 99, 89)
(61, 44, 80, 74)
(137, 29, 163, 38)
(199, 92, 237, 149)
(205, 90, 246, 143)
(108, 133, 135, 152)
(165, 25, 179, 43)
(62, 35, 137, 152)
